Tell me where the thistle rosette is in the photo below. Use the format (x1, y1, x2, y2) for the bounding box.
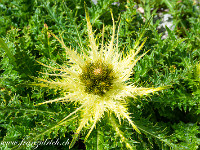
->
(35, 12, 167, 149)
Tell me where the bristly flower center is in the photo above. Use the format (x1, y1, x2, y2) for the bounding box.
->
(80, 61, 115, 96)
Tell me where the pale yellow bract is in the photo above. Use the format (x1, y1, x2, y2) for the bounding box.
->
(35, 12, 166, 149)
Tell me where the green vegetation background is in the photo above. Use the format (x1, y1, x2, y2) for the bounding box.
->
(0, 0, 200, 149)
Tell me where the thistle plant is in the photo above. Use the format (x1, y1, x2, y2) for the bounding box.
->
(34, 11, 166, 149)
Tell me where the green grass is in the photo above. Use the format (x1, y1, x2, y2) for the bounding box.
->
(0, 0, 200, 149)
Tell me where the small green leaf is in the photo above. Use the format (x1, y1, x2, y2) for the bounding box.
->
(0, 37, 16, 65)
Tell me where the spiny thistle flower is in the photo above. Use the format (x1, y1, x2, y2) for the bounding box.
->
(35, 12, 166, 149)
